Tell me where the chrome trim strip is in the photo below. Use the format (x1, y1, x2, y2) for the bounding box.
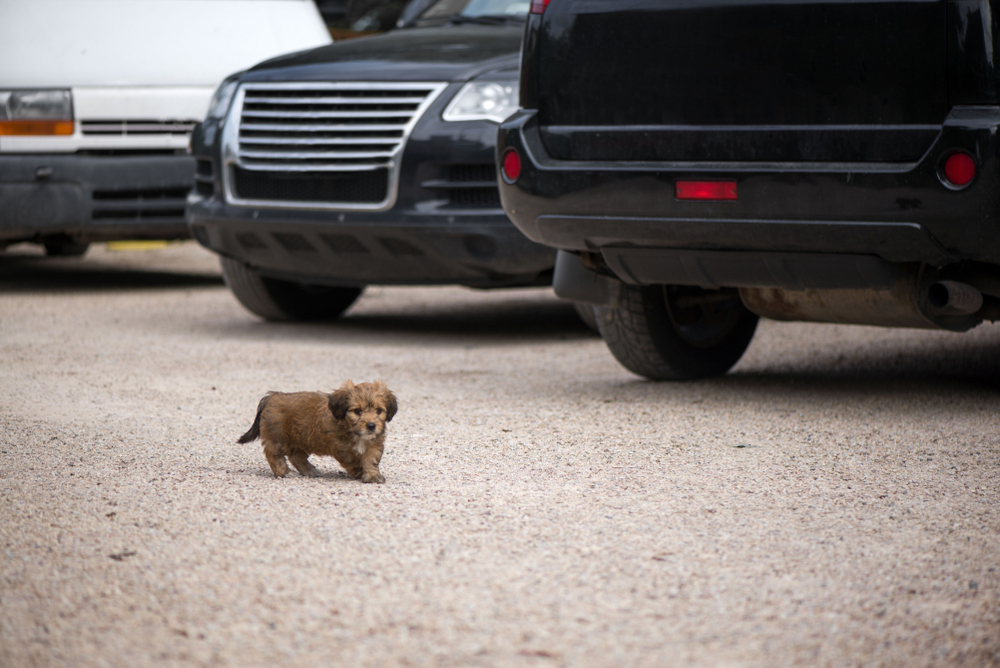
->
(240, 150, 395, 159)
(222, 81, 449, 212)
(238, 137, 400, 145)
(241, 110, 416, 119)
(245, 95, 429, 105)
(238, 122, 406, 132)
(235, 163, 388, 173)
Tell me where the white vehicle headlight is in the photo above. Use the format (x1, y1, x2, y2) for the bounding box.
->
(442, 81, 519, 124)
(206, 74, 241, 120)
(0, 90, 73, 135)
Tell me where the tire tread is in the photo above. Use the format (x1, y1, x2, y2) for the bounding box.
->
(597, 284, 758, 381)
(220, 256, 362, 321)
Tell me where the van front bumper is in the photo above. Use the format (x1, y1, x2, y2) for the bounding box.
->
(0, 153, 193, 245)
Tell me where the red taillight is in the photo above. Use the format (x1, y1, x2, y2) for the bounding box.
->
(943, 152, 976, 187)
(530, 0, 551, 14)
(675, 180, 737, 201)
(502, 148, 522, 183)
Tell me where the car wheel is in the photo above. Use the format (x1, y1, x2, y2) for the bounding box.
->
(43, 237, 90, 257)
(596, 284, 758, 380)
(220, 256, 363, 322)
(572, 301, 600, 333)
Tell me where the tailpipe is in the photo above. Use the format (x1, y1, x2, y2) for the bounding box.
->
(927, 280, 983, 315)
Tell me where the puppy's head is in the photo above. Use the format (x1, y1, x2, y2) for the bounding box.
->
(329, 379, 397, 439)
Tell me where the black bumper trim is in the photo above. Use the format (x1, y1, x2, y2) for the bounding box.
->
(188, 206, 555, 288)
(535, 215, 952, 265)
(602, 248, 902, 290)
(498, 107, 1000, 267)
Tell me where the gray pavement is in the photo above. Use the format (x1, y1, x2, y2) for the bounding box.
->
(1, 241, 998, 667)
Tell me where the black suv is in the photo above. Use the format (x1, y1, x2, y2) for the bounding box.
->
(188, 0, 555, 321)
(499, 0, 1000, 379)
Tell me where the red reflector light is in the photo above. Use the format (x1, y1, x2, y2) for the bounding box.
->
(944, 152, 975, 187)
(530, 0, 551, 14)
(675, 181, 737, 201)
(502, 148, 522, 182)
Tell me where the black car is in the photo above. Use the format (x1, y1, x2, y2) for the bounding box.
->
(188, 0, 556, 321)
(499, 0, 1000, 379)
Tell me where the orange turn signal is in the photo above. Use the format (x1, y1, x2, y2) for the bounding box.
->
(0, 120, 74, 136)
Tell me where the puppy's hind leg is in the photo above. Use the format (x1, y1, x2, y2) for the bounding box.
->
(262, 439, 290, 478)
(289, 450, 321, 477)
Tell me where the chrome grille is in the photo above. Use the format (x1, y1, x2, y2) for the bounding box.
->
(222, 82, 448, 211)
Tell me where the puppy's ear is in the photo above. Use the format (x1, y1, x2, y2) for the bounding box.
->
(328, 387, 351, 420)
(383, 389, 398, 422)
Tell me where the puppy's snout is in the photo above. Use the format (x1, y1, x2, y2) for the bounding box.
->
(366, 421, 376, 431)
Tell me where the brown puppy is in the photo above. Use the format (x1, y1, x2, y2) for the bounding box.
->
(237, 380, 397, 483)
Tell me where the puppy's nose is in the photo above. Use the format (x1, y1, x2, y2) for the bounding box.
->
(366, 422, 376, 431)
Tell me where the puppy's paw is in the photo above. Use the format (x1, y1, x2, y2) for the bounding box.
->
(361, 472, 385, 484)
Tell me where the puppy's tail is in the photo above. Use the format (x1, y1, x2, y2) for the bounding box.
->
(237, 392, 274, 444)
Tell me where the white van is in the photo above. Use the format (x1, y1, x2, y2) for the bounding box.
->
(0, 0, 330, 255)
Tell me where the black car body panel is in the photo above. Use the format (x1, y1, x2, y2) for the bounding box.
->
(245, 25, 521, 83)
(189, 22, 555, 289)
(501, 0, 1000, 329)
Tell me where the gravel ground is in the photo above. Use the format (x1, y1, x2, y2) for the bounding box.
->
(1, 241, 998, 668)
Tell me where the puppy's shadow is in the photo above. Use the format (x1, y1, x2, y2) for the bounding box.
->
(247, 467, 359, 483)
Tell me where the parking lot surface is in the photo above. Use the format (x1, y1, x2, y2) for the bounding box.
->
(1, 242, 998, 668)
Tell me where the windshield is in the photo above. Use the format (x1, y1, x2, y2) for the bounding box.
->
(417, 0, 530, 21)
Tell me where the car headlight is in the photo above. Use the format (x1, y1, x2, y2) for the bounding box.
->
(206, 73, 242, 120)
(442, 81, 519, 124)
(0, 90, 74, 135)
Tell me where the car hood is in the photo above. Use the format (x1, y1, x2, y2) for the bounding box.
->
(241, 24, 523, 84)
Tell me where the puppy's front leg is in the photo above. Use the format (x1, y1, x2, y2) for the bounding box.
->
(360, 446, 385, 484)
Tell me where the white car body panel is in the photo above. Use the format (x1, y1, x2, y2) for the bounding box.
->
(0, 0, 331, 153)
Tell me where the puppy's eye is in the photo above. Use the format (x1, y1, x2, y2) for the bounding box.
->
(376, 409, 384, 415)
(353, 409, 362, 416)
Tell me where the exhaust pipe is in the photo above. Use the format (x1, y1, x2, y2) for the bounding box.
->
(740, 268, 986, 332)
(927, 280, 983, 315)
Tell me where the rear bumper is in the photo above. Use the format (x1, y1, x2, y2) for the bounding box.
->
(0, 153, 193, 243)
(498, 107, 1000, 281)
(187, 194, 556, 288)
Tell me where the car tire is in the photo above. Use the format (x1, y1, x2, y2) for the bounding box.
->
(43, 237, 90, 257)
(220, 256, 363, 322)
(596, 284, 758, 380)
(572, 301, 600, 333)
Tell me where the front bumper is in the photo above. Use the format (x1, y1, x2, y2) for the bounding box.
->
(498, 108, 1000, 288)
(0, 153, 193, 244)
(187, 194, 555, 288)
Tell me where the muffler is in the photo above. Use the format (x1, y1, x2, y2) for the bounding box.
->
(740, 267, 985, 331)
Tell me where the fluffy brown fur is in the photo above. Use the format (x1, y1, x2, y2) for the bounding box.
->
(238, 380, 397, 483)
